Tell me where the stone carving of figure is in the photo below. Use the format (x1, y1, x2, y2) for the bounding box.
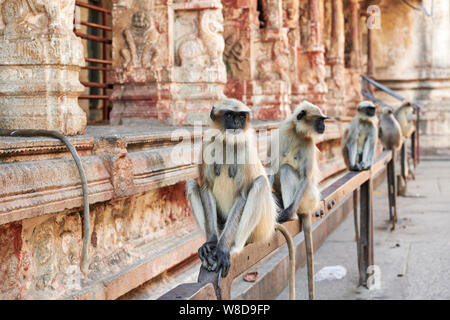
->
(199, 9, 225, 67)
(257, 34, 290, 81)
(223, 33, 248, 78)
(273, 34, 290, 81)
(0, 0, 73, 35)
(283, 0, 299, 27)
(260, 0, 281, 29)
(121, 11, 159, 69)
(177, 9, 225, 70)
(177, 35, 208, 68)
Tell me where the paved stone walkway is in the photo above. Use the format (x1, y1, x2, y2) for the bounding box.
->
(277, 158, 450, 300)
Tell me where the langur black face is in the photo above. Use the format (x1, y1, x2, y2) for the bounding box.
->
(210, 106, 249, 133)
(314, 116, 327, 134)
(364, 106, 376, 117)
(297, 110, 327, 134)
(223, 111, 248, 130)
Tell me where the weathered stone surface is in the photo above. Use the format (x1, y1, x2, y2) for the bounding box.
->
(0, 0, 86, 135)
(110, 0, 226, 125)
(371, 0, 450, 153)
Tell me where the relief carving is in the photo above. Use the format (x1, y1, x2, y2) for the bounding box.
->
(177, 9, 225, 69)
(199, 9, 225, 68)
(283, 0, 299, 28)
(259, 0, 281, 29)
(257, 34, 290, 81)
(223, 33, 248, 79)
(120, 11, 159, 69)
(0, 0, 75, 36)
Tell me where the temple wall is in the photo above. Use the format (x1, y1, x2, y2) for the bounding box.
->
(371, 0, 450, 154)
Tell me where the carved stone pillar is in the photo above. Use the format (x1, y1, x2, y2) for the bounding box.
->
(223, 0, 291, 120)
(344, 0, 363, 115)
(110, 0, 226, 125)
(296, 0, 327, 107)
(348, 0, 361, 69)
(325, 0, 345, 116)
(0, 0, 86, 135)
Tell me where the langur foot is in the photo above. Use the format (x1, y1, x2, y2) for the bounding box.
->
(214, 247, 230, 277)
(198, 240, 218, 271)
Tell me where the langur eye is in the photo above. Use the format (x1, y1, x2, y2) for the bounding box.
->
(297, 110, 306, 120)
(226, 113, 232, 118)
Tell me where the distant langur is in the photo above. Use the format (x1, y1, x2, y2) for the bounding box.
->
(394, 100, 415, 139)
(341, 101, 378, 276)
(379, 106, 402, 151)
(269, 101, 328, 300)
(342, 101, 378, 171)
(394, 100, 416, 192)
(186, 98, 277, 278)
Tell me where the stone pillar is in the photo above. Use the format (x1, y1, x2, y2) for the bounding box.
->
(348, 0, 361, 69)
(110, 0, 226, 125)
(0, 0, 86, 135)
(343, 0, 362, 115)
(296, 0, 327, 106)
(325, 0, 345, 115)
(223, 0, 291, 120)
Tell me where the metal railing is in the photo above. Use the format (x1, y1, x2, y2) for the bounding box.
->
(75, 1, 113, 122)
(159, 151, 394, 300)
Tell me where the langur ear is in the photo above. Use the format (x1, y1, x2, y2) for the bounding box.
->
(297, 110, 306, 120)
(210, 106, 216, 121)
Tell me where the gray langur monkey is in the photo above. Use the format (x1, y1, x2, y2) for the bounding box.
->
(342, 101, 378, 171)
(394, 100, 415, 139)
(341, 101, 378, 276)
(269, 101, 328, 300)
(394, 100, 416, 193)
(186, 98, 277, 279)
(379, 106, 402, 152)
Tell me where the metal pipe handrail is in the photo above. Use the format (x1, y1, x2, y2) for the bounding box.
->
(361, 75, 420, 111)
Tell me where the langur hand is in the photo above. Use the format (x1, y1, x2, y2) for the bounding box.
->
(214, 245, 231, 277)
(360, 162, 371, 170)
(198, 237, 218, 271)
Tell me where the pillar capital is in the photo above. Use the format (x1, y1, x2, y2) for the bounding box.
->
(0, 0, 86, 135)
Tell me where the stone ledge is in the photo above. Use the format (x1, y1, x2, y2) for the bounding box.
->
(0, 120, 346, 226)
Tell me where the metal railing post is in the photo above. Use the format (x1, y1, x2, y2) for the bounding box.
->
(358, 176, 374, 287)
(387, 155, 397, 230)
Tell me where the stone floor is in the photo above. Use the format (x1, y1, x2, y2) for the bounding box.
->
(277, 157, 450, 300)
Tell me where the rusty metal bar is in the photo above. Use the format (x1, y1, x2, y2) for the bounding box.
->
(387, 156, 397, 230)
(401, 143, 407, 182)
(74, 31, 112, 43)
(80, 81, 109, 88)
(101, 9, 109, 121)
(76, 1, 112, 14)
(80, 20, 112, 31)
(358, 177, 374, 287)
(85, 57, 112, 65)
(79, 95, 110, 100)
